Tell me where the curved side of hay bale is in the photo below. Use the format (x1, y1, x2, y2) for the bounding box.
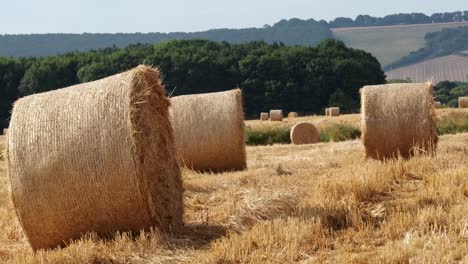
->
(288, 112, 299, 118)
(459, 97, 468, 108)
(270, 110, 283, 121)
(361, 83, 438, 160)
(170, 89, 246, 172)
(329, 107, 340, 116)
(260, 112, 269, 121)
(7, 65, 183, 250)
(290, 122, 319, 145)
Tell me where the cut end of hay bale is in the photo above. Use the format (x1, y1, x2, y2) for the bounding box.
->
(361, 83, 438, 160)
(260, 112, 269, 121)
(7, 65, 183, 250)
(327, 107, 340, 117)
(459, 97, 468, 108)
(290, 122, 319, 145)
(288, 112, 299, 118)
(170, 89, 246, 172)
(270, 110, 283, 121)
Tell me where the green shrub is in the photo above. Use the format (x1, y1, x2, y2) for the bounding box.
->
(319, 124, 361, 142)
(437, 115, 468, 135)
(246, 127, 291, 145)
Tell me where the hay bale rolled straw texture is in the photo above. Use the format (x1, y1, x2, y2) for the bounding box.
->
(270, 110, 283, 121)
(328, 107, 340, 116)
(361, 83, 438, 160)
(459, 97, 468, 108)
(288, 112, 299, 118)
(290, 122, 319, 145)
(260, 112, 269, 121)
(170, 89, 246, 172)
(7, 65, 183, 250)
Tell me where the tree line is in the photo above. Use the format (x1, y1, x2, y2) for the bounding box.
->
(385, 26, 468, 70)
(0, 39, 385, 129)
(1, 11, 467, 58)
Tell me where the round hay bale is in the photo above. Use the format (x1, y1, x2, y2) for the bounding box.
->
(260, 112, 269, 121)
(290, 122, 319, 145)
(434, 101, 442, 108)
(270, 110, 283, 121)
(288, 112, 299, 118)
(329, 107, 340, 116)
(170, 89, 246, 172)
(325, 108, 330, 116)
(459, 97, 468, 108)
(361, 83, 438, 160)
(7, 65, 183, 250)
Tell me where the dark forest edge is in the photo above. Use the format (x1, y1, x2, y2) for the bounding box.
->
(0, 39, 386, 129)
(0, 11, 467, 57)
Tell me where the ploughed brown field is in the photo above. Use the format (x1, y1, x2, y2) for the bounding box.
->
(386, 52, 468, 83)
(0, 109, 467, 263)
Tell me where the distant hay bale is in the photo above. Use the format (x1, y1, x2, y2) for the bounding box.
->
(270, 110, 283, 121)
(459, 97, 468, 108)
(290, 122, 319, 145)
(434, 101, 442, 108)
(2, 128, 7, 135)
(170, 89, 246, 172)
(288, 112, 299, 118)
(260, 112, 269, 121)
(325, 108, 330, 116)
(361, 83, 438, 160)
(328, 107, 340, 116)
(7, 65, 183, 250)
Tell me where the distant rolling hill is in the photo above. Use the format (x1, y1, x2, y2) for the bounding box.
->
(332, 21, 468, 67)
(385, 51, 468, 83)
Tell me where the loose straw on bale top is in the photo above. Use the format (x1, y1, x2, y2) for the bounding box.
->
(7, 65, 183, 250)
(170, 89, 246, 172)
(361, 83, 438, 160)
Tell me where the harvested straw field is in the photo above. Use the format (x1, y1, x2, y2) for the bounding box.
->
(170, 89, 246, 172)
(361, 83, 438, 160)
(460, 97, 468, 108)
(5, 66, 183, 250)
(1, 126, 467, 263)
(269, 110, 283, 121)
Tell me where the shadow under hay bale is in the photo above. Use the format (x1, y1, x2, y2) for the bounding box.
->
(459, 97, 468, 108)
(7, 65, 183, 250)
(260, 112, 269, 121)
(361, 83, 438, 160)
(170, 89, 246, 172)
(270, 110, 283, 121)
(290, 122, 319, 145)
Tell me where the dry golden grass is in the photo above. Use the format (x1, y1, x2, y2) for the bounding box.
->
(0, 113, 467, 263)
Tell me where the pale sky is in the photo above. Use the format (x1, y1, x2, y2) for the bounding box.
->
(1, 0, 467, 34)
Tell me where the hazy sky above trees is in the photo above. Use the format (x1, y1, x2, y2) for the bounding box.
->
(1, 0, 466, 34)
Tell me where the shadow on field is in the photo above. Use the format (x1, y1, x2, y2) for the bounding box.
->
(168, 223, 227, 249)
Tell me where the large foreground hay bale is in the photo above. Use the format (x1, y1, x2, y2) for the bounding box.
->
(170, 89, 246, 172)
(290, 122, 319, 145)
(7, 65, 183, 250)
(270, 110, 283, 121)
(328, 107, 340, 116)
(459, 97, 468, 108)
(260, 112, 269, 121)
(288, 112, 299, 118)
(361, 83, 438, 160)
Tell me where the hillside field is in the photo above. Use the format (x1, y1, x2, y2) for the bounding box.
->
(0, 109, 467, 263)
(385, 53, 468, 83)
(332, 22, 468, 67)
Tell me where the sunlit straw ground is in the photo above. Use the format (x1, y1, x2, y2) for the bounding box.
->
(0, 109, 467, 263)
